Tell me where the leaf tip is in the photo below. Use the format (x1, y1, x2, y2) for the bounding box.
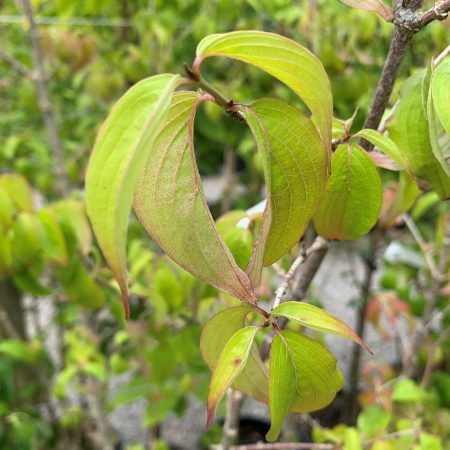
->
(120, 287, 130, 321)
(356, 337, 373, 355)
(265, 425, 279, 443)
(206, 406, 215, 428)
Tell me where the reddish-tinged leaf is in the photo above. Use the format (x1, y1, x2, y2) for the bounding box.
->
(271, 301, 372, 353)
(133, 92, 256, 304)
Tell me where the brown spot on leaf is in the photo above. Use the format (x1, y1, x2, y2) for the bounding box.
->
(233, 358, 242, 366)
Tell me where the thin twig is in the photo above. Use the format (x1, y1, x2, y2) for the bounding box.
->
(364, 428, 419, 445)
(410, 0, 450, 29)
(345, 229, 381, 423)
(21, 0, 70, 195)
(420, 326, 450, 388)
(360, 26, 414, 148)
(434, 44, 450, 65)
(272, 245, 307, 310)
(377, 99, 399, 134)
(0, 46, 32, 78)
(403, 214, 442, 281)
(221, 389, 244, 450)
(403, 211, 450, 377)
(0, 14, 132, 27)
(260, 237, 329, 359)
(0, 311, 22, 339)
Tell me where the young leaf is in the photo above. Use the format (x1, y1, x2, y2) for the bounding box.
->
(207, 326, 259, 427)
(242, 99, 328, 284)
(388, 71, 450, 200)
(271, 301, 371, 353)
(133, 92, 256, 304)
(0, 173, 33, 212)
(339, 0, 393, 21)
(0, 188, 14, 232)
(11, 212, 42, 269)
(38, 208, 68, 266)
(196, 31, 332, 154)
(354, 129, 411, 175)
(85, 74, 179, 319)
(313, 144, 382, 240)
(283, 331, 344, 413)
(266, 334, 297, 442)
(200, 306, 268, 403)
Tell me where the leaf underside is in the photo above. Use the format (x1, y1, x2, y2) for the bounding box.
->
(133, 91, 255, 304)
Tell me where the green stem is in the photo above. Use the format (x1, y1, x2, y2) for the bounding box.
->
(197, 76, 232, 109)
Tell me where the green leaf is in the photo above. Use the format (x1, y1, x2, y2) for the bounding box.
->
(38, 208, 68, 266)
(314, 144, 382, 240)
(217, 226, 253, 270)
(0, 174, 33, 212)
(283, 330, 344, 412)
(0, 339, 41, 363)
(85, 74, 179, 319)
(109, 377, 153, 408)
(343, 427, 362, 450)
(200, 306, 269, 404)
(412, 192, 440, 220)
(54, 200, 92, 257)
(0, 232, 13, 277)
(196, 31, 332, 154)
(0, 188, 14, 232)
(427, 62, 450, 176)
(10, 212, 42, 269)
(354, 129, 411, 175)
(152, 267, 183, 311)
(266, 333, 297, 442)
(388, 71, 450, 199)
(13, 272, 51, 296)
(391, 379, 428, 403)
(133, 91, 255, 304)
(242, 99, 327, 284)
(357, 406, 391, 439)
(207, 326, 259, 426)
(271, 301, 371, 353)
(431, 57, 450, 139)
(419, 433, 442, 450)
(59, 261, 105, 309)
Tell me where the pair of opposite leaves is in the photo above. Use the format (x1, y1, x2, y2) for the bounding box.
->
(201, 302, 372, 441)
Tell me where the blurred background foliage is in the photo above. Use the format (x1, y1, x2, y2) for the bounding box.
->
(0, 0, 449, 449)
